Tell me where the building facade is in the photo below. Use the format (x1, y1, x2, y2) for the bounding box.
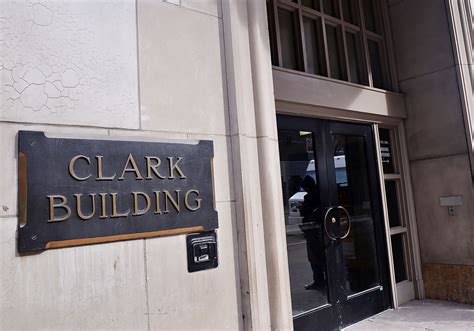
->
(0, 0, 472, 330)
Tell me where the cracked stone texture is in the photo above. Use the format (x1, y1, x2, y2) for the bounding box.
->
(0, 0, 139, 129)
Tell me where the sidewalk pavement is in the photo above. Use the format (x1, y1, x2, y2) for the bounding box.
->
(344, 299, 474, 330)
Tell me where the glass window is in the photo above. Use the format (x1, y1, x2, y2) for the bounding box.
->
(391, 234, 408, 283)
(304, 17, 325, 75)
(362, 0, 378, 33)
(379, 126, 412, 287)
(385, 181, 401, 228)
(302, 0, 320, 11)
(368, 39, 385, 89)
(326, 24, 343, 80)
(323, 0, 339, 18)
(267, 0, 391, 90)
(267, 1, 278, 66)
(333, 134, 381, 294)
(278, 9, 300, 70)
(278, 129, 330, 316)
(345, 31, 364, 84)
(342, 0, 358, 25)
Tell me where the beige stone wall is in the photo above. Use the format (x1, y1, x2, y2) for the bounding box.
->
(135, 2, 241, 328)
(0, 0, 242, 329)
(389, 0, 474, 301)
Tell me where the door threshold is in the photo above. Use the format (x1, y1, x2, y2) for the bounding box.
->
(341, 308, 394, 330)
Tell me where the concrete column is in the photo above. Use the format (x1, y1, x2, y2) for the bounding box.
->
(247, 1, 293, 329)
(222, 1, 272, 329)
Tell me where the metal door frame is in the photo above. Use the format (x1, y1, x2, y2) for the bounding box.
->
(277, 114, 392, 330)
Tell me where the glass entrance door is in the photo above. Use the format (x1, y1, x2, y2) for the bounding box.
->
(277, 115, 391, 330)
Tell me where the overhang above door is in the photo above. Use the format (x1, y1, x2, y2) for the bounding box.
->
(272, 67, 406, 119)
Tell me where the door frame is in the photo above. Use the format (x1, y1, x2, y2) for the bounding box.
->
(275, 101, 425, 310)
(278, 114, 393, 329)
(323, 119, 392, 327)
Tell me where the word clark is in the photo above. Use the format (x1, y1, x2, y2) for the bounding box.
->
(47, 153, 202, 222)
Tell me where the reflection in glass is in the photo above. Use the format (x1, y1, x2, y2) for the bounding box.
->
(346, 32, 363, 84)
(385, 181, 401, 228)
(342, 0, 358, 25)
(363, 0, 377, 33)
(267, 0, 278, 66)
(332, 134, 380, 294)
(323, 0, 339, 17)
(303, 18, 324, 76)
(326, 25, 343, 80)
(278, 9, 298, 70)
(392, 234, 408, 283)
(278, 129, 329, 316)
(302, 0, 320, 10)
(368, 39, 385, 89)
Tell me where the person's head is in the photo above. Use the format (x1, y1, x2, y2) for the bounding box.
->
(301, 175, 316, 192)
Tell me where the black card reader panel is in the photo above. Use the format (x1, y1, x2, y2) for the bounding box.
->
(186, 231, 218, 272)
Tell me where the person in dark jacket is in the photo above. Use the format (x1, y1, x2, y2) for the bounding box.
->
(300, 175, 326, 290)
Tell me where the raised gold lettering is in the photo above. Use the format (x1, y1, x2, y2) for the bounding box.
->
(96, 156, 116, 181)
(168, 157, 186, 179)
(110, 193, 130, 218)
(74, 193, 96, 220)
(164, 190, 180, 213)
(132, 192, 151, 216)
(69, 155, 91, 181)
(153, 191, 162, 214)
(47, 195, 71, 222)
(99, 193, 107, 219)
(145, 156, 166, 179)
(118, 153, 144, 180)
(184, 190, 201, 211)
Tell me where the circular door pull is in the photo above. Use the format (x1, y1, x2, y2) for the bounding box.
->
(323, 207, 338, 241)
(337, 206, 351, 240)
(323, 206, 352, 241)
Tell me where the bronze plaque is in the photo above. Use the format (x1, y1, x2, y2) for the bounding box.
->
(18, 131, 218, 252)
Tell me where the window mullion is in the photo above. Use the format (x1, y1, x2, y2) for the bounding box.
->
(341, 27, 351, 82)
(390, 226, 408, 236)
(338, 0, 351, 82)
(380, 39, 392, 90)
(321, 17, 331, 76)
(357, 0, 373, 87)
(380, 0, 399, 91)
(278, 0, 299, 9)
(293, 7, 304, 71)
(366, 30, 384, 40)
(270, 0, 392, 90)
(273, 2, 284, 67)
(384, 174, 401, 180)
(298, 2, 309, 72)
